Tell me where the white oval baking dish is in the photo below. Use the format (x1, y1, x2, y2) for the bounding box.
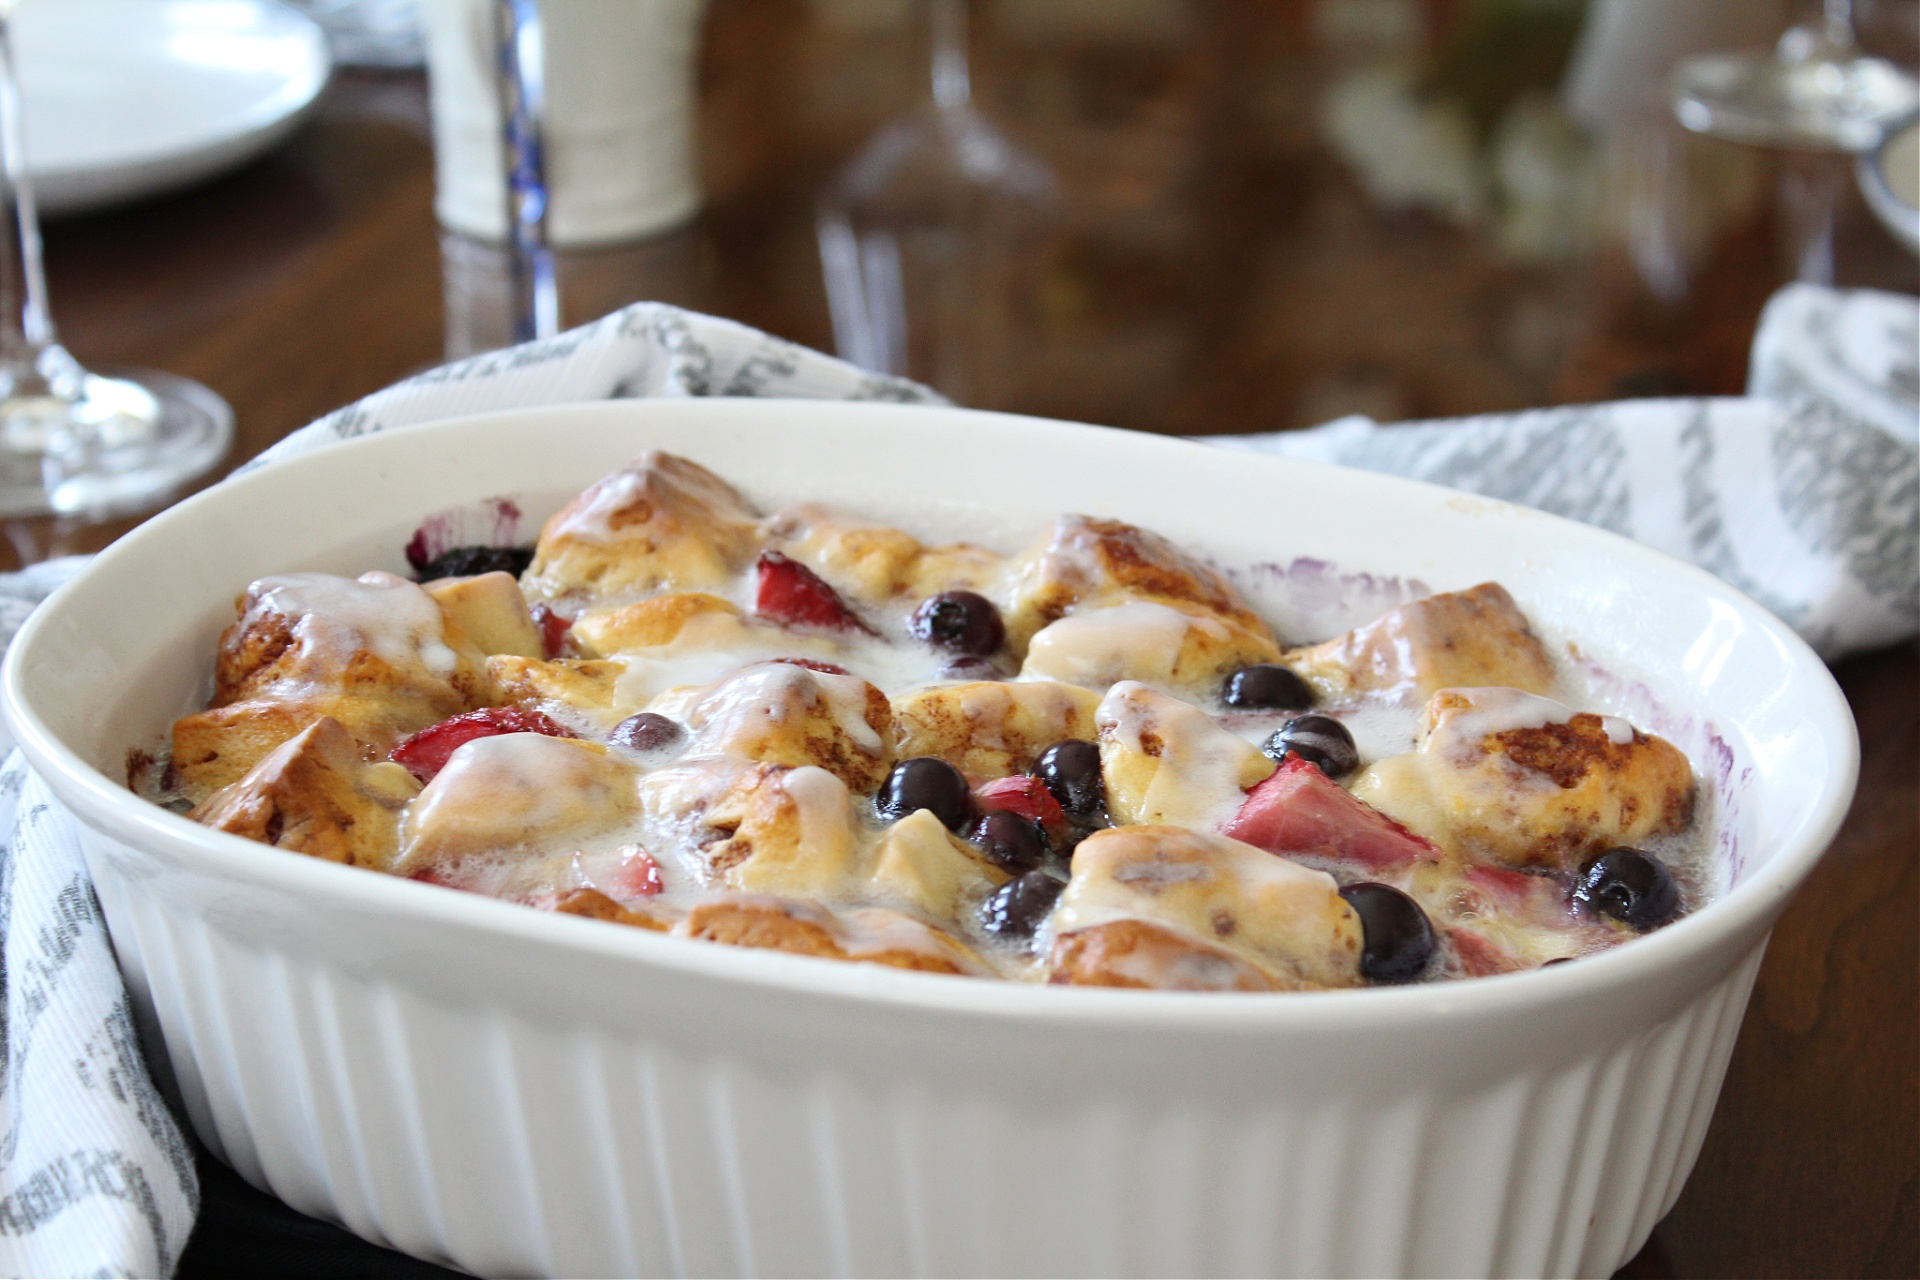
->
(3, 399, 1858, 1278)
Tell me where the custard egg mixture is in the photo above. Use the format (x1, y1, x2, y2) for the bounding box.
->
(143, 451, 1702, 991)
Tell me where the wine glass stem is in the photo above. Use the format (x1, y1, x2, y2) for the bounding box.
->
(1822, 0, 1855, 47)
(0, 12, 69, 397)
(931, 0, 970, 113)
(494, 0, 558, 344)
(1782, 154, 1843, 285)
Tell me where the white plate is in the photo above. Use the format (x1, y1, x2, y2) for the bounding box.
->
(16, 0, 331, 216)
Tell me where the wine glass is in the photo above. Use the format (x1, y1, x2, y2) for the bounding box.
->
(492, 0, 557, 344)
(0, 0, 232, 521)
(1671, 0, 1919, 152)
(816, 0, 1054, 407)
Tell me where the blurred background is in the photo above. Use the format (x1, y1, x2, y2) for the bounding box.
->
(34, 0, 1920, 462)
(8, 4, 1916, 1276)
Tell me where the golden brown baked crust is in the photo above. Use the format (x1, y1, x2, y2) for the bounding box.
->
(679, 895, 981, 975)
(1054, 826, 1363, 989)
(177, 572, 494, 802)
(395, 736, 639, 875)
(211, 573, 491, 712)
(189, 716, 419, 869)
(670, 662, 894, 791)
(423, 571, 544, 659)
(172, 696, 417, 803)
(1283, 582, 1556, 701)
(569, 592, 741, 656)
(1096, 682, 1275, 827)
(1350, 689, 1696, 872)
(1050, 919, 1276, 992)
(1004, 515, 1276, 653)
(867, 808, 1008, 919)
(681, 895, 844, 957)
(892, 680, 1101, 780)
(487, 656, 629, 718)
(547, 887, 672, 931)
(172, 450, 1696, 991)
(522, 452, 760, 605)
(1019, 597, 1282, 696)
(213, 607, 295, 705)
(760, 503, 1007, 609)
(671, 761, 862, 897)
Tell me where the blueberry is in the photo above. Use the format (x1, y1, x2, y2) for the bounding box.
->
(1261, 713, 1359, 777)
(1221, 663, 1313, 711)
(1036, 739, 1103, 819)
(1571, 847, 1680, 931)
(415, 544, 535, 581)
(979, 871, 1064, 939)
(1338, 882, 1435, 984)
(910, 591, 1005, 656)
(876, 756, 973, 830)
(609, 712, 683, 756)
(971, 810, 1049, 874)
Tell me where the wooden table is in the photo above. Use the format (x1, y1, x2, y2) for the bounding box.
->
(24, 4, 1918, 1276)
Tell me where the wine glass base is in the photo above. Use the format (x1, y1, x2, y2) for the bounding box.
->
(0, 367, 233, 519)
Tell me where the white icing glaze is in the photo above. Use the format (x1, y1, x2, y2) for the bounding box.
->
(596, 610, 953, 709)
(839, 908, 983, 972)
(1433, 686, 1570, 738)
(570, 844, 678, 899)
(1218, 695, 1415, 767)
(1021, 600, 1221, 688)
(1425, 688, 1638, 762)
(248, 571, 460, 686)
(678, 663, 883, 758)
(550, 468, 653, 544)
(607, 612, 840, 706)
(1045, 828, 1353, 988)
(179, 455, 1716, 988)
(400, 734, 640, 866)
(1051, 838, 1335, 939)
(1096, 681, 1272, 829)
(780, 765, 857, 856)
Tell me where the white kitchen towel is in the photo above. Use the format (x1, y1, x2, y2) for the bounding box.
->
(0, 286, 1911, 1276)
(1217, 284, 1919, 660)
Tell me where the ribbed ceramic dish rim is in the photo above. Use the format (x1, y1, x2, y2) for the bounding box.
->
(1, 400, 1862, 1031)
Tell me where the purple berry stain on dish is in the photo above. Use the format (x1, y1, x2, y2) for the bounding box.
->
(404, 496, 530, 578)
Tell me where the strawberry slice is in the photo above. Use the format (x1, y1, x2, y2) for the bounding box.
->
(768, 656, 852, 675)
(974, 775, 1070, 849)
(390, 707, 577, 783)
(529, 604, 572, 659)
(609, 847, 665, 897)
(1446, 925, 1523, 977)
(407, 866, 468, 890)
(1463, 863, 1547, 906)
(1220, 755, 1441, 870)
(753, 551, 872, 634)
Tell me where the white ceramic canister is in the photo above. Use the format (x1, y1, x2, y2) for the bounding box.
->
(421, 0, 706, 247)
